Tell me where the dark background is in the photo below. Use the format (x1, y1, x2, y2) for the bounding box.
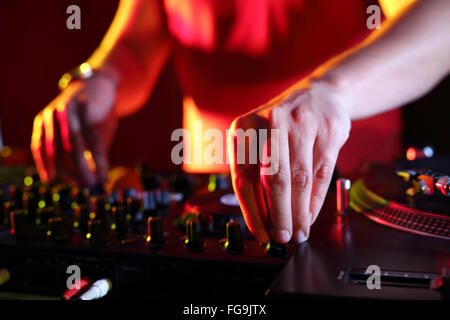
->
(0, 0, 448, 172)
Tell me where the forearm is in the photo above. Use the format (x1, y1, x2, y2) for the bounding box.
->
(87, 0, 173, 118)
(317, 0, 450, 120)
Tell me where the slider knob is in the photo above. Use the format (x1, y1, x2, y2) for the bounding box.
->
(184, 219, 204, 251)
(87, 219, 106, 246)
(146, 216, 164, 250)
(224, 221, 245, 254)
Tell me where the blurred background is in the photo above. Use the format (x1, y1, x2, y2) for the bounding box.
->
(0, 0, 448, 173)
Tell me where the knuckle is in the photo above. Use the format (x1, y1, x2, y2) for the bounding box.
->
(315, 162, 333, 183)
(290, 167, 310, 189)
(265, 167, 290, 188)
(268, 106, 286, 127)
(290, 106, 312, 125)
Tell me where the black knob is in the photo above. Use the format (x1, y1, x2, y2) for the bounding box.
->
(265, 240, 287, 259)
(90, 196, 107, 221)
(10, 209, 29, 240)
(74, 204, 90, 235)
(111, 206, 128, 238)
(22, 192, 37, 223)
(47, 216, 69, 242)
(146, 217, 164, 250)
(87, 219, 106, 246)
(126, 198, 142, 221)
(2, 201, 14, 226)
(224, 221, 245, 254)
(184, 219, 204, 251)
(35, 206, 55, 230)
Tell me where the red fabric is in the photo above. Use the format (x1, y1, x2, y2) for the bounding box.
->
(164, 0, 403, 174)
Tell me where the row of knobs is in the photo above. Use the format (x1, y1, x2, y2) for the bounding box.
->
(145, 217, 285, 258)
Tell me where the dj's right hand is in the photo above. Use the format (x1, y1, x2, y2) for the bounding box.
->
(31, 74, 118, 186)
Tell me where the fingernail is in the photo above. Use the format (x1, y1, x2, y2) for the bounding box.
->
(274, 230, 290, 243)
(255, 229, 270, 243)
(295, 230, 308, 243)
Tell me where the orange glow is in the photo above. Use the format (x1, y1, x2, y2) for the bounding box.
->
(164, 0, 214, 51)
(379, 0, 418, 19)
(182, 96, 231, 174)
(406, 147, 417, 161)
(84, 150, 97, 172)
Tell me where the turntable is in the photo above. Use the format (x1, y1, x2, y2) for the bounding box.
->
(267, 155, 450, 300)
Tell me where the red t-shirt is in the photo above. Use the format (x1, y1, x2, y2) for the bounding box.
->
(163, 0, 403, 175)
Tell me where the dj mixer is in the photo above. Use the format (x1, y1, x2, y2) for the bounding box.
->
(0, 166, 293, 300)
(0, 154, 449, 300)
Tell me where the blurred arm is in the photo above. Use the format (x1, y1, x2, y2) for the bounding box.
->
(87, 0, 173, 118)
(308, 0, 450, 120)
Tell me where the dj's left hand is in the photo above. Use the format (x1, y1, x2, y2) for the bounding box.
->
(228, 80, 351, 244)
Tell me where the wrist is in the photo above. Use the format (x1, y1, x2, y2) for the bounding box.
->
(309, 74, 355, 120)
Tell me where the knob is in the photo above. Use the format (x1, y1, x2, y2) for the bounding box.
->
(22, 192, 37, 223)
(146, 217, 164, 250)
(126, 198, 142, 221)
(74, 204, 90, 235)
(2, 201, 13, 226)
(35, 207, 55, 230)
(224, 221, 245, 254)
(111, 206, 128, 238)
(90, 196, 107, 221)
(47, 216, 69, 242)
(87, 219, 106, 246)
(265, 240, 286, 259)
(10, 209, 29, 240)
(184, 219, 204, 251)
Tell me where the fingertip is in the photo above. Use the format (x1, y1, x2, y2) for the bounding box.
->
(293, 229, 309, 244)
(273, 229, 291, 244)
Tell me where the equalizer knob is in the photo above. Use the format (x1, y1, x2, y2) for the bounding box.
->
(111, 206, 128, 238)
(10, 209, 29, 240)
(87, 219, 106, 246)
(224, 221, 245, 254)
(146, 217, 164, 250)
(265, 240, 287, 259)
(184, 219, 204, 251)
(35, 207, 55, 230)
(47, 216, 69, 242)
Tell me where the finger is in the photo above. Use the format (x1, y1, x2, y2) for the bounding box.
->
(66, 102, 96, 186)
(31, 113, 50, 183)
(289, 113, 316, 243)
(309, 133, 341, 227)
(228, 119, 270, 243)
(53, 104, 79, 183)
(81, 111, 112, 185)
(261, 107, 292, 243)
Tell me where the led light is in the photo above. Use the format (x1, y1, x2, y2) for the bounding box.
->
(24, 176, 33, 186)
